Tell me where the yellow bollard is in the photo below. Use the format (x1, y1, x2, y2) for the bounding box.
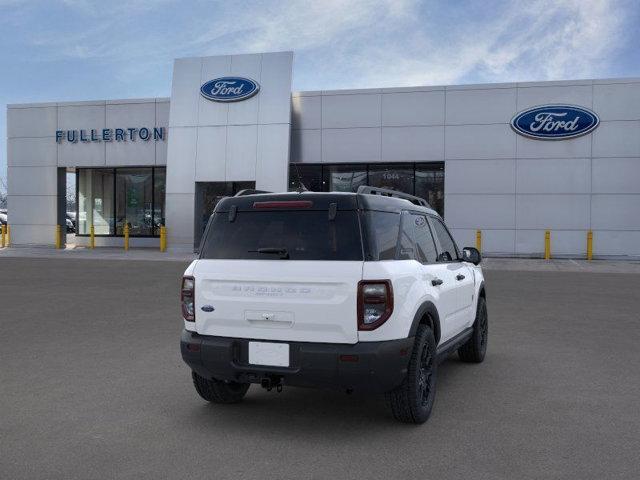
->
(6, 224, 10, 246)
(90, 225, 95, 249)
(475, 229, 482, 253)
(160, 226, 167, 252)
(124, 224, 129, 251)
(55, 225, 62, 249)
(587, 230, 593, 261)
(544, 230, 551, 260)
(1, 224, 6, 248)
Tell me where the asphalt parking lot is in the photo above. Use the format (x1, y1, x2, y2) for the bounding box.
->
(1, 257, 639, 479)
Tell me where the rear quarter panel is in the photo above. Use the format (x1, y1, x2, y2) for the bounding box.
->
(359, 260, 436, 342)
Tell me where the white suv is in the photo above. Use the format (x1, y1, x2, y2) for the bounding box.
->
(180, 187, 487, 424)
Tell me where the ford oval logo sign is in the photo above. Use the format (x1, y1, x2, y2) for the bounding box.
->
(200, 77, 260, 102)
(511, 105, 599, 140)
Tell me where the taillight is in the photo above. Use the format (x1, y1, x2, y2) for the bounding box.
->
(181, 276, 195, 322)
(357, 280, 393, 330)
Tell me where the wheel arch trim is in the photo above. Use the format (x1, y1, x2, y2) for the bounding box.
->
(408, 301, 441, 345)
(478, 280, 486, 299)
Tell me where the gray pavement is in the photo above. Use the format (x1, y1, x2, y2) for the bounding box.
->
(0, 245, 196, 262)
(3, 245, 640, 273)
(1, 257, 640, 479)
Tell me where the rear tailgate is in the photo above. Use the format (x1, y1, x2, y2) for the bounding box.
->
(194, 260, 362, 344)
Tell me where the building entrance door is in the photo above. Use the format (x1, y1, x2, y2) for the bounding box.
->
(194, 181, 255, 250)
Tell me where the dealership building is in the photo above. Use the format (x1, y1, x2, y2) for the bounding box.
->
(6, 51, 640, 257)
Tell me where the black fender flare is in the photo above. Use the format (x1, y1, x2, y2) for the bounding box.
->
(408, 301, 441, 345)
(478, 280, 486, 300)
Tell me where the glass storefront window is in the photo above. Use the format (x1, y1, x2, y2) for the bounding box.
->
(289, 164, 322, 191)
(77, 169, 114, 235)
(115, 169, 153, 236)
(288, 162, 445, 217)
(415, 164, 444, 217)
(368, 164, 414, 194)
(323, 164, 367, 192)
(76, 167, 165, 237)
(153, 169, 166, 235)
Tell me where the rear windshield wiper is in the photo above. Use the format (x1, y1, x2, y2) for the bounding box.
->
(249, 247, 290, 259)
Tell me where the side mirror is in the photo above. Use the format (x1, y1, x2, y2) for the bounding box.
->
(462, 247, 481, 265)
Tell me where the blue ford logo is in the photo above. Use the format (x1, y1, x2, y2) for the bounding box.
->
(511, 105, 599, 140)
(200, 77, 260, 102)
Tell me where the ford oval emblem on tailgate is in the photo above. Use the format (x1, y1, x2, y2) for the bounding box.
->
(201, 305, 215, 312)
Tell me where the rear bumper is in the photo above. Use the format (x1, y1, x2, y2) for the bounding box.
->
(181, 329, 414, 393)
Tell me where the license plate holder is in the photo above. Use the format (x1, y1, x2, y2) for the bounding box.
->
(248, 341, 290, 367)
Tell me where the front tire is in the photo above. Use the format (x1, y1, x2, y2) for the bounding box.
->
(191, 372, 250, 404)
(458, 296, 488, 363)
(386, 324, 437, 424)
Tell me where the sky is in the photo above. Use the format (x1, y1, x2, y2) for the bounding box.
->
(1, 0, 639, 191)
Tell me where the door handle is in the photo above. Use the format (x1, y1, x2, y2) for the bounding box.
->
(456, 274, 465, 281)
(431, 278, 443, 286)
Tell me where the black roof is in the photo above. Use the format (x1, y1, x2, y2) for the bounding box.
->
(215, 191, 439, 216)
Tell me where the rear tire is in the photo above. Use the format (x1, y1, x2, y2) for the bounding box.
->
(191, 372, 250, 404)
(458, 296, 488, 363)
(386, 324, 437, 424)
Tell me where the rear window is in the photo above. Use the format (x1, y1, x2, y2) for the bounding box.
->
(200, 210, 363, 261)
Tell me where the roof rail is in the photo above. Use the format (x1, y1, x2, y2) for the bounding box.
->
(356, 185, 431, 208)
(234, 189, 272, 197)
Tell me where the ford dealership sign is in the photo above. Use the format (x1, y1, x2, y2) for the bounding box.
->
(200, 77, 260, 102)
(511, 105, 599, 140)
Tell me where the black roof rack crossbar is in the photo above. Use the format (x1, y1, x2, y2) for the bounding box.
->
(356, 185, 431, 208)
(234, 189, 272, 197)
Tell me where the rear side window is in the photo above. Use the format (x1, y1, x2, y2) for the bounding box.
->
(200, 210, 363, 261)
(397, 213, 415, 260)
(363, 211, 401, 260)
(429, 217, 459, 261)
(412, 214, 438, 263)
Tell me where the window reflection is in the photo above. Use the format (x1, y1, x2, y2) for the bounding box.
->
(289, 165, 322, 191)
(415, 164, 444, 217)
(116, 169, 153, 236)
(77, 167, 165, 237)
(78, 169, 114, 235)
(288, 162, 445, 217)
(323, 164, 367, 192)
(368, 164, 414, 194)
(153, 169, 166, 235)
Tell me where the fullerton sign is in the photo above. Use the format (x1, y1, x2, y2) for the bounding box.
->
(55, 127, 165, 143)
(510, 105, 599, 140)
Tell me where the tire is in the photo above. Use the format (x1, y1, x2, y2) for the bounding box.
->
(191, 371, 250, 404)
(458, 296, 488, 363)
(386, 324, 437, 424)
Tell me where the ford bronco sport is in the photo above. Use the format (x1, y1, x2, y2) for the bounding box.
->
(180, 186, 487, 424)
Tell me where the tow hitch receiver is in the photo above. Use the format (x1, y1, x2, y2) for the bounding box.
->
(260, 376, 284, 392)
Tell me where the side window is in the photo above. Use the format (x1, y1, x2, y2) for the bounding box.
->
(364, 211, 401, 260)
(397, 212, 415, 260)
(429, 217, 459, 262)
(412, 214, 438, 264)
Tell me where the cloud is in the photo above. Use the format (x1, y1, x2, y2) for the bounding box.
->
(20, 0, 628, 90)
(339, 0, 627, 87)
(0, 0, 634, 187)
(472, 0, 626, 81)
